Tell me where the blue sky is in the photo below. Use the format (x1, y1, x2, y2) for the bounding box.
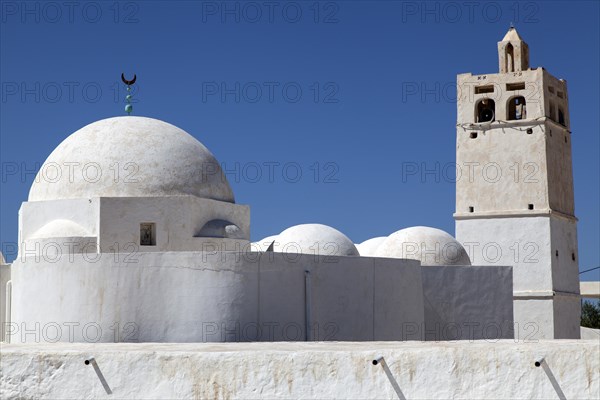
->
(1, 1, 598, 281)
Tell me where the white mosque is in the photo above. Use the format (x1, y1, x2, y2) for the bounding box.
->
(1, 28, 598, 400)
(5, 114, 498, 343)
(0, 27, 584, 344)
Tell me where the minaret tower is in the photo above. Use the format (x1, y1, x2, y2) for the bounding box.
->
(454, 27, 580, 339)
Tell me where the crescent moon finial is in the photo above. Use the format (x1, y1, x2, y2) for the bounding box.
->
(121, 73, 137, 115)
(121, 73, 137, 86)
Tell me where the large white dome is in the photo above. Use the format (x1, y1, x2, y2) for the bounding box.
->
(374, 226, 471, 266)
(273, 224, 359, 257)
(29, 116, 234, 202)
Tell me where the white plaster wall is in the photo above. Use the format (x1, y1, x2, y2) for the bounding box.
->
(553, 295, 581, 339)
(545, 120, 574, 215)
(581, 327, 600, 340)
(550, 217, 579, 294)
(0, 263, 10, 340)
(10, 251, 257, 343)
(1, 341, 598, 399)
(18, 196, 250, 256)
(455, 121, 549, 216)
(513, 296, 581, 340)
(456, 69, 544, 125)
(8, 252, 424, 343)
(97, 196, 250, 252)
(456, 216, 580, 339)
(456, 70, 574, 219)
(514, 299, 555, 340)
(19, 198, 99, 246)
(581, 281, 600, 298)
(456, 217, 552, 292)
(421, 266, 513, 340)
(542, 70, 570, 130)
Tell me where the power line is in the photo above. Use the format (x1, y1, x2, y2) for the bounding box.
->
(580, 266, 600, 275)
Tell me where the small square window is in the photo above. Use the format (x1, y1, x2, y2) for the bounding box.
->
(557, 91, 564, 99)
(528, 204, 534, 210)
(470, 132, 478, 139)
(474, 85, 494, 94)
(526, 128, 533, 134)
(140, 223, 156, 246)
(571, 253, 576, 261)
(506, 82, 525, 91)
(548, 86, 555, 94)
(469, 206, 474, 213)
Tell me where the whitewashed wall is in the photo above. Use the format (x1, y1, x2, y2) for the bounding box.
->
(1, 341, 598, 399)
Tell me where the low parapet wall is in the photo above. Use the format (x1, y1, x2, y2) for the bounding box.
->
(9, 251, 425, 342)
(1, 341, 598, 399)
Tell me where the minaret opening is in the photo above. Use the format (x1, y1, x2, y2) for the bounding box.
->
(548, 100, 556, 121)
(476, 99, 495, 123)
(505, 43, 515, 73)
(508, 96, 526, 120)
(498, 27, 529, 73)
(558, 108, 566, 126)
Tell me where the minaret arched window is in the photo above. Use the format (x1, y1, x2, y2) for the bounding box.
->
(548, 100, 556, 121)
(507, 96, 526, 120)
(476, 98, 495, 123)
(505, 43, 515, 73)
(558, 107, 566, 126)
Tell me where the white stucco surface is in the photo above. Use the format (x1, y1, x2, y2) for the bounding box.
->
(19, 196, 250, 256)
(9, 251, 424, 343)
(456, 216, 581, 339)
(0, 262, 10, 341)
(581, 327, 600, 341)
(28, 116, 234, 203)
(421, 265, 513, 340)
(581, 281, 600, 299)
(1, 341, 598, 399)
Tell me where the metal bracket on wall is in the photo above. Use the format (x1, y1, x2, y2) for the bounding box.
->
(85, 357, 113, 395)
(534, 357, 567, 400)
(372, 356, 406, 400)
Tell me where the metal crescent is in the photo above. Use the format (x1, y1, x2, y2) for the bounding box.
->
(121, 73, 137, 86)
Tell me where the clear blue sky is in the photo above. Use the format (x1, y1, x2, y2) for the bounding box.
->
(1, 1, 598, 281)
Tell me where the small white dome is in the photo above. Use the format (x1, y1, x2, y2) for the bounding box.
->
(374, 226, 471, 266)
(274, 224, 359, 257)
(356, 237, 386, 256)
(31, 219, 91, 239)
(29, 116, 234, 203)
